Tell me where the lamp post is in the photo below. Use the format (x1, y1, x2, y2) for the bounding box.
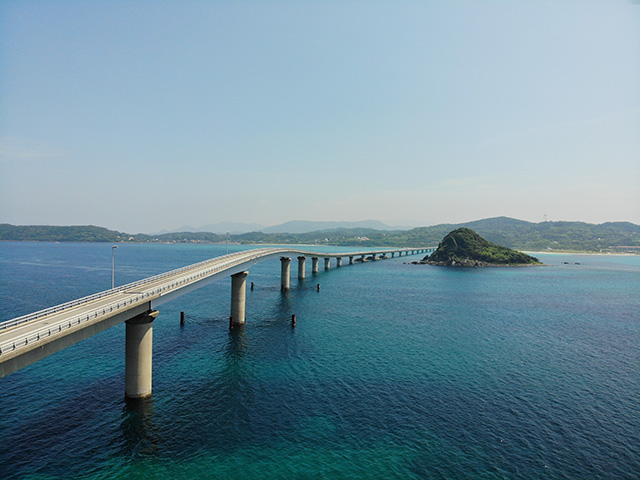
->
(226, 232, 229, 255)
(112, 245, 118, 289)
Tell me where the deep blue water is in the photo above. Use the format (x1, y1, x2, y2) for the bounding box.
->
(0, 242, 638, 479)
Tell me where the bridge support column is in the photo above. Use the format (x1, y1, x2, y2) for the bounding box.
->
(371, 253, 377, 261)
(361, 254, 366, 262)
(391, 252, 395, 258)
(336, 257, 342, 267)
(349, 256, 354, 265)
(125, 310, 158, 399)
(281, 257, 291, 291)
(324, 258, 331, 269)
(297, 256, 306, 280)
(312, 257, 319, 273)
(231, 271, 249, 325)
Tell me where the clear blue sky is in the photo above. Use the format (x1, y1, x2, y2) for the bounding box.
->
(1, 0, 638, 233)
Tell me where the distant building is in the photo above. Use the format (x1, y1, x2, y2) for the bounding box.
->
(613, 246, 640, 253)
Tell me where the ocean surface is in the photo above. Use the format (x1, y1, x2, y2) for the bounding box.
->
(0, 241, 638, 479)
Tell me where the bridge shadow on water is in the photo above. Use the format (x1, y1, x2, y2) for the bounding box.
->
(0, 370, 129, 478)
(119, 396, 161, 459)
(112, 290, 309, 462)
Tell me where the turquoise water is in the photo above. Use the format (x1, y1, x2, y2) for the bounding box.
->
(0, 242, 639, 479)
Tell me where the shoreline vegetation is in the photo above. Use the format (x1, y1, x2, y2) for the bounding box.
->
(1, 216, 639, 254)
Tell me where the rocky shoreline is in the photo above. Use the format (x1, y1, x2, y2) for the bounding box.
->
(415, 259, 542, 267)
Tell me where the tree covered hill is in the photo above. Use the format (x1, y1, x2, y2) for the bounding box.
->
(425, 228, 541, 266)
(1, 217, 639, 252)
(0, 224, 128, 242)
(387, 217, 640, 251)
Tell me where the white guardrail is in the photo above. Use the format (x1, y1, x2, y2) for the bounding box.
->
(0, 248, 277, 356)
(0, 248, 270, 331)
(0, 247, 431, 357)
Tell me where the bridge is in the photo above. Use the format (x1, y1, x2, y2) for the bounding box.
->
(0, 246, 435, 397)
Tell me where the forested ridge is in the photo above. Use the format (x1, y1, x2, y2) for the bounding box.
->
(1, 217, 639, 252)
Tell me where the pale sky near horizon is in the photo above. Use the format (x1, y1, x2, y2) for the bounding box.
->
(1, 0, 639, 233)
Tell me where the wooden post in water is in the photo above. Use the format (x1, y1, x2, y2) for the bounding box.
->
(180, 311, 185, 326)
(291, 314, 296, 328)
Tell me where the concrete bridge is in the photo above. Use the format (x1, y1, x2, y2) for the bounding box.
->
(0, 246, 435, 397)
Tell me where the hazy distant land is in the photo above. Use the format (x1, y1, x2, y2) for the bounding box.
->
(1, 217, 639, 253)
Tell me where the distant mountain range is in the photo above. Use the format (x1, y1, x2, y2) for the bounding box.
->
(155, 219, 406, 235)
(154, 221, 264, 235)
(1, 217, 639, 252)
(261, 220, 408, 234)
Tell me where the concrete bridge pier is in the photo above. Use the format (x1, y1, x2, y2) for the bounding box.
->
(281, 257, 291, 291)
(324, 258, 331, 269)
(391, 252, 395, 258)
(298, 256, 306, 280)
(312, 257, 319, 273)
(125, 310, 159, 399)
(231, 271, 249, 325)
(349, 256, 354, 265)
(336, 257, 342, 267)
(361, 254, 366, 262)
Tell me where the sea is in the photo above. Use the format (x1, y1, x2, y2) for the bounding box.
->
(0, 241, 638, 480)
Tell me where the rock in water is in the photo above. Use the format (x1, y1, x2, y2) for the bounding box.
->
(424, 228, 541, 266)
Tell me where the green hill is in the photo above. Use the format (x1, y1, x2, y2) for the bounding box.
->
(1, 217, 639, 252)
(425, 228, 541, 266)
(0, 224, 130, 242)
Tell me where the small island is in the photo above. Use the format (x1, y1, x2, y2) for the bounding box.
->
(423, 228, 541, 267)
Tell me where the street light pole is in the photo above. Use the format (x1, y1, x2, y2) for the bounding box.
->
(226, 232, 229, 255)
(112, 245, 118, 289)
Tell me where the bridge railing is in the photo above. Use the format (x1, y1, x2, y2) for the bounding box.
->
(0, 248, 272, 331)
(0, 248, 286, 356)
